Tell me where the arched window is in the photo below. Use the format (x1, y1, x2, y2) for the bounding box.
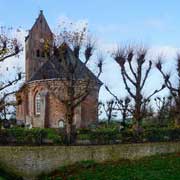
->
(58, 120, 64, 128)
(35, 92, 41, 115)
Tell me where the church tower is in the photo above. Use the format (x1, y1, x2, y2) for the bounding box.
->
(25, 10, 53, 81)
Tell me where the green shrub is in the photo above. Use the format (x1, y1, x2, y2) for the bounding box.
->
(46, 129, 62, 144)
(120, 128, 180, 143)
(0, 127, 180, 145)
(6, 128, 27, 144)
(76, 127, 180, 144)
(89, 127, 119, 144)
(143, 128, 165, 142)
(77, 128, 91, 134)
(0, 128, 62, 145)
(27, 128, 47, 145)
(121, 130, 144, 143)
(77, 134, 91, 140)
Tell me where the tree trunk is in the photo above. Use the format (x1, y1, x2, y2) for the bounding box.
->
(122, 111, 126, 127)
(65, 104, 74, 145)
(66, 121, 73, 144)
(133, 101, 142, 132)
(107, 115, 111, 125)
(174, 102, 180, 127)
(132, 120, 141, 131)
(175, 113, 180, 127)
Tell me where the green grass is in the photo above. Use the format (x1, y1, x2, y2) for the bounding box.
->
(39, 153, 180, 180)
(0, 165, 22, 180)
(0, 177, 6, 180)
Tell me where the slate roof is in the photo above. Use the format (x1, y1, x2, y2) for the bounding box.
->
(29, 45, 102, 85)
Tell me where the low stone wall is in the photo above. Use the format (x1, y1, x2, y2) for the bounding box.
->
(0, 142, 180, 179)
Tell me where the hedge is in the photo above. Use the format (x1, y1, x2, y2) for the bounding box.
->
(0, 127, 180, 145)
(0, 128, 63, 145)
(77, 127, 180, 144)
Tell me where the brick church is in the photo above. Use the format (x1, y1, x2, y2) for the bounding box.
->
(16, 11, 102, 128)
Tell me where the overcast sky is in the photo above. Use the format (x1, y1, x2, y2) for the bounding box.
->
(1, 0, 180, 106)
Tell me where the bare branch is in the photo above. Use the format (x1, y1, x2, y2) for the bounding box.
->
(121, 70, 136, 99)
(145, 84, 165, 103)
(84, 36, 96, 65)
(97, 54, 104, 78)
(113, 47, 126, 67)
(156, 60, 178, 93)
(141, 60, 152, 89)
(0, 73, 22, 91)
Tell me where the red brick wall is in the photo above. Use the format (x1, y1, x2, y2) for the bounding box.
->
(16, 80, 100, 128)
(81, 89, 99, 128)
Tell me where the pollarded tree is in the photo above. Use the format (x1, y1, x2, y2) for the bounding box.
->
(0, 28, 22, 116)
(115, 96, 132, 127)
(156, 54, 180, 126)
(45, 26, 103, 144)
(102, 99, 117, 124)
(154, 96, 173, 126)
(105, 86, 132, 127)
(112, 46, 165, 130)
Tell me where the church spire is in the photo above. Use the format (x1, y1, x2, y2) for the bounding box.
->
(25, 11, 53, 81)
(29, 10, 52, 35)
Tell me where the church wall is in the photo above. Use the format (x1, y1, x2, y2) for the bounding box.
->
(81, 88, 99, 128)
(47, 94, 66, 128)
(73, 105, 82, 128)
(23, 80, 67, 128)
(28, 82, 47, 127)
(16, 91, 27, 123)
(16, 79, 100, 129)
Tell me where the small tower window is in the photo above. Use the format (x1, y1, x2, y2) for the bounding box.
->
(36, 49, 40, 57)
(35, 92, 41, 115)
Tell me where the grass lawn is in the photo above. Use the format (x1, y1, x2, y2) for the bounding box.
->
(0, 166, 22, 180)
(39, 153, 180, 180)
(0, 177, 5, 180)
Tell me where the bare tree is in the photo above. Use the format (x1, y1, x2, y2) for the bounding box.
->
(156, 55, 180, 126)
(102, 99, 117, 124)
(142, 100, 154, 118)
(154, 96, 172, 126)
(112, 46, 165, 130)
(45, 28, 103, 144)
(105, 86, 132, 127)
(0, 28, 22, 117)
(116, 96, 131, 127)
